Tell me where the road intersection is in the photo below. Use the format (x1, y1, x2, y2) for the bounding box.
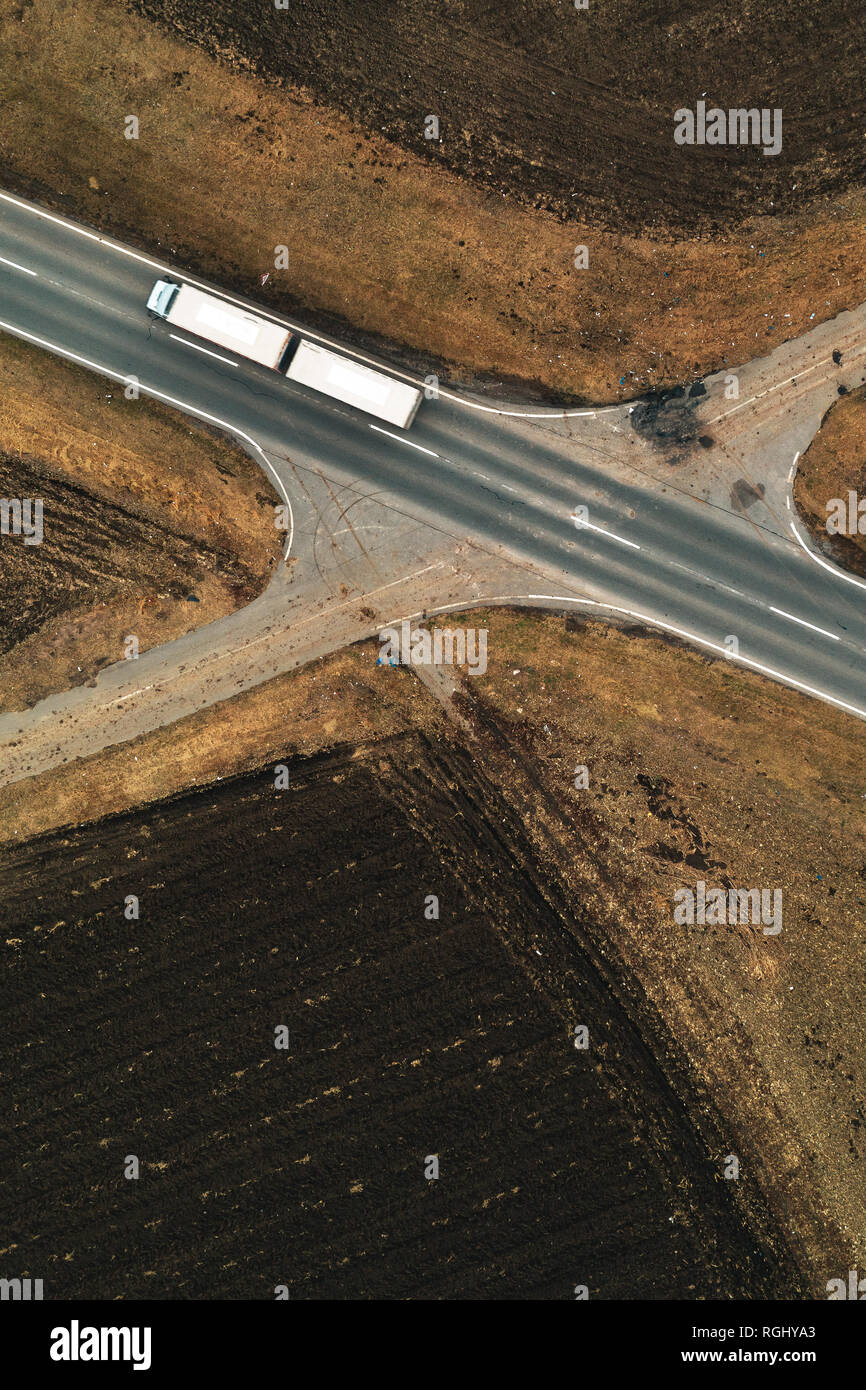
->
(0, 188, 864, 787)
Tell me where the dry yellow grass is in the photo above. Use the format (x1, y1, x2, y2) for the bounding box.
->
(0, 333, 278, 569)
(1, 0, 864, 402)
(0, 333, 281, 709)
(0, 647, 422, 843)
(1, 608, 863, 1283)
(795, 385, 866, 574)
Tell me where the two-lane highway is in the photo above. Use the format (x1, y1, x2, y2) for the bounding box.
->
(1, 188, 865, 738)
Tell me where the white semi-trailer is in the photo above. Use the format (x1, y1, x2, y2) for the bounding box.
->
(285, 339, 422, 429)
(146, 280, 293, 370)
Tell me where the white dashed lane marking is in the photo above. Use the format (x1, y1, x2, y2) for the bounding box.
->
(369, 424, 439, 457)
(769, 607, 840, 641)
(0, 254, 37, 276)
(169, 334, 239, 367)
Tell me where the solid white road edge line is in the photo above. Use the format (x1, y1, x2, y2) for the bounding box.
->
(387, 593, 866, 721)
(0, 189, 614, 421)
(0, 314, 294, 561)
(786, 450, 866, 592)
(790, 518, 866, 594)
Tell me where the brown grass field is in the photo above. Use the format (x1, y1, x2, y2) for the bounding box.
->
(795, 385, 866, 576)
(0, 0, 864, 403)
(1, 610, 863, 1292)
(0, 334, 281, 710)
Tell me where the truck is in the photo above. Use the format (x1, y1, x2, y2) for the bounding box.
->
(146, 279, 293, 370)
(284, 338, 423, 430)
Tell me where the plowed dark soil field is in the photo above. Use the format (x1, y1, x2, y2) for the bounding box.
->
(0, 736, 797, 1299)
(131, 0, 866, 232)
(0, 452, 260, 657)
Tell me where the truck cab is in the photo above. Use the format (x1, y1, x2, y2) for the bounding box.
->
(146, 279, 180, 318)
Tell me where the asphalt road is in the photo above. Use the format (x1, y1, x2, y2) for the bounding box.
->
(1, 188, 865, 759)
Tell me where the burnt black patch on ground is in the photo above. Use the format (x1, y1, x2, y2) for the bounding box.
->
(129, 0, 866, 233)
(0, 737, 797, 1299)
(629, 386, 702, 463)
(637, 774, 725, 873)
